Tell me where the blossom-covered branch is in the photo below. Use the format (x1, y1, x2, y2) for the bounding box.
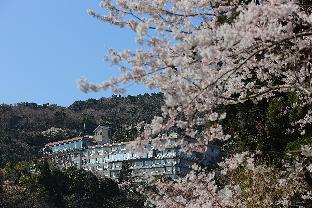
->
(79, 0, 312, 206)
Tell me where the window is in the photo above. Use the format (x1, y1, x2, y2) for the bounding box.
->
(166, 167, 173, 172)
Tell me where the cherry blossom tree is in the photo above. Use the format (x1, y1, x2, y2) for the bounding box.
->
(79, 0, 312, 206)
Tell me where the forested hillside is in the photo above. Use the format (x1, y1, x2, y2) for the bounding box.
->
(0, 93, 163, 167)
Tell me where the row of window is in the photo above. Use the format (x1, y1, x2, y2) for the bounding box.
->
(82, 148, 179, 162)
(130, 158, 178, 167)
(81, 156, 180, 167)
(50, 141, 83, 152)
(131, 166, 180, 175)
(79, 145, 179, 158)
(82, 145, 128, 157)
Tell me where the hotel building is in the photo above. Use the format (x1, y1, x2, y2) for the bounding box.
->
(43, 125, 220, 179)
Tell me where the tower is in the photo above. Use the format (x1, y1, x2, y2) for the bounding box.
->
(93, 125, 112, 144)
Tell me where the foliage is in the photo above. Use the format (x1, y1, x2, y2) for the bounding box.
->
(222, 93, 311, 165)
(0, 160, 146, 208)
(118, 162, 132, 183)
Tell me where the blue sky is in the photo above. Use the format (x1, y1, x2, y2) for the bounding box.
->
(0, 0, 151, 106)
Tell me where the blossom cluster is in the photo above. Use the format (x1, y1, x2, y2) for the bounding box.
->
(145, 150, 311, 207)
(80, 0, 312, 207)
(81, 0, 311, 147)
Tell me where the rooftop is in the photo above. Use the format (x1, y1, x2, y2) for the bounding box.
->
(45, 137, 84, 147)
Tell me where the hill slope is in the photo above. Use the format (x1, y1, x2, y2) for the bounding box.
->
(0, 93, 164, 167)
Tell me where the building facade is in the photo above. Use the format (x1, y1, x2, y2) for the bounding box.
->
(43, 126, 220, 180)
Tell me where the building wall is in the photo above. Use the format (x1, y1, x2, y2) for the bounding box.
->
(45, 138, 220, 180)
(94, 126, 111, 144)
(49, 141, 83, 152)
